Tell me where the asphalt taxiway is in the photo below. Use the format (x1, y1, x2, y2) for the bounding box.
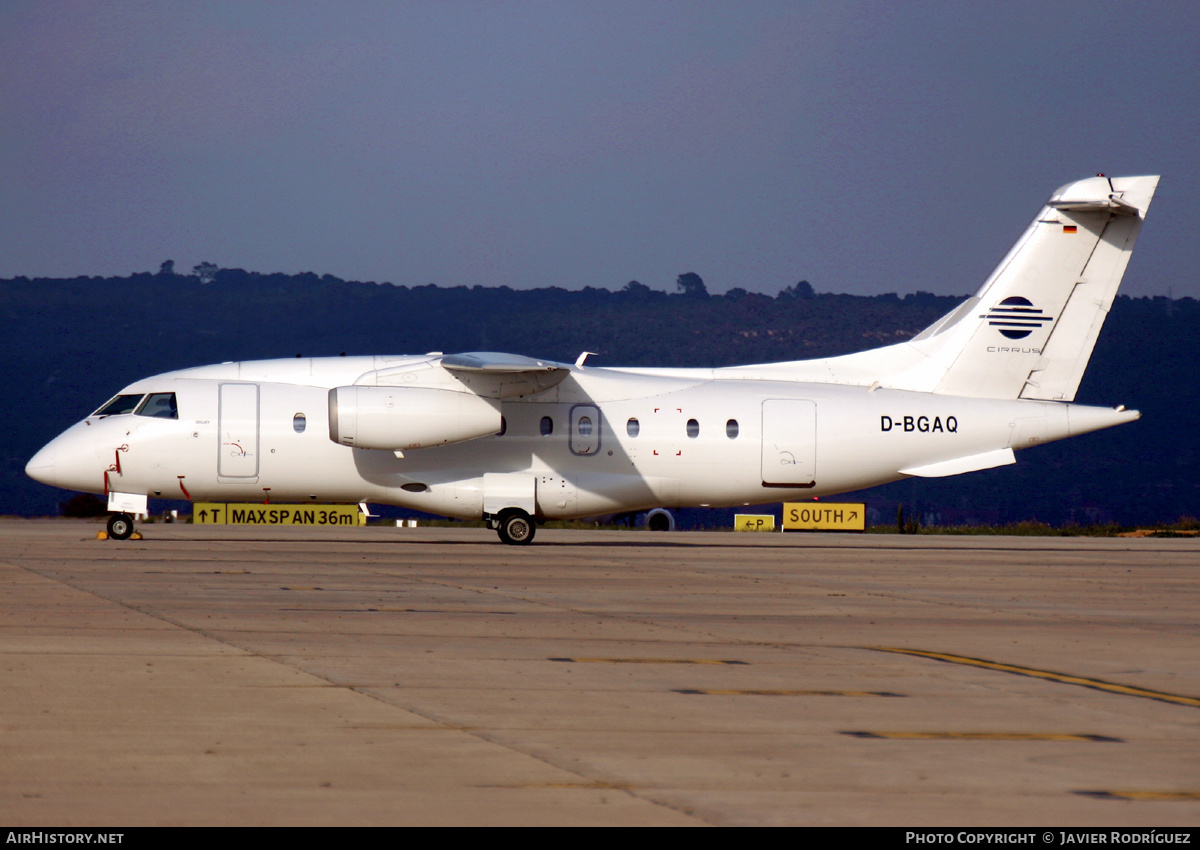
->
(2, 520, 1198, 826)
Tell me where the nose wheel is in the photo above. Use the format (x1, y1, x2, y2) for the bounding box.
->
(106, 513, 135, 540)
(495, 509, 536, 545)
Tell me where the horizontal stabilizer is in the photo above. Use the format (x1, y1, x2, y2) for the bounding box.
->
(900, 448, 1015, 478)
(1048, 197, 1139, 215)
(1047, 175, 1142, 216)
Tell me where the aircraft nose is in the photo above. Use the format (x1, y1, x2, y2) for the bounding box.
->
(25, 443, 57, 488)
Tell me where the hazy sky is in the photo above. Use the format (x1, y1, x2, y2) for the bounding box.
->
(2, 1, 1197, 297)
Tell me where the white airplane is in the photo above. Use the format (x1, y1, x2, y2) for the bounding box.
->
(27, 175, 1158, 544)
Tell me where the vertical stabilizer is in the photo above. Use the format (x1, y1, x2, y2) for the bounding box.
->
(919, 175, 1158, 400)
(717, 175, 1158, 400)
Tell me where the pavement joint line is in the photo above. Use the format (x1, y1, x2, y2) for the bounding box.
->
(872, 647, 1200, 708)
(482, 783, 636, 790)
(841, 731, 1123, 742)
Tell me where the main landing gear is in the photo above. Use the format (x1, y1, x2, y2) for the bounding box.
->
(106, 512, 135, 540)
(494, 509, 536, 545)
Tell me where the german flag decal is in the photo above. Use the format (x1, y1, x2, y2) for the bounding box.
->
(1063, 225, 1077, 234)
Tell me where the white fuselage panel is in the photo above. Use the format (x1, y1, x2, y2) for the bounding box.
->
(30, 358, 1135, 520)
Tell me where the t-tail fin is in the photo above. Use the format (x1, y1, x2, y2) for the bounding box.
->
(907, 174, 1159, 400)
(719, 175, 1159, 400)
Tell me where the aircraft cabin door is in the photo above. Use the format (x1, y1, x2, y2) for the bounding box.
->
(218, 383, 260, 479)
(761, 399, 816, 488)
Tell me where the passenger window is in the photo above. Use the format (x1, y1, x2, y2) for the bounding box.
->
(540, 416, 553, 436)
(627, 418, 640, 437)
(578, 416, 593, 436)
(135, 393, 178, 419)
(686, 418, 699, 438)
(726, 419, 739, 439)
(496, 416, 507, 437)
(293, 413, 307, 433)
(94, 394, 144, 417)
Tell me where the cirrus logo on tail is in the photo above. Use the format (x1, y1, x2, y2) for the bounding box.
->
(978, 296, 1054, 339)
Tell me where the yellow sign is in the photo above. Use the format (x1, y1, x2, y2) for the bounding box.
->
(192, 502, 366, 526)
(735, 514, 776, 532)
(783, 503, 865, 531)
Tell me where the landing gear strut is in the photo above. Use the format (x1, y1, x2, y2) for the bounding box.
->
(495, 509, 536, 545)
(107, 512, 135, 540)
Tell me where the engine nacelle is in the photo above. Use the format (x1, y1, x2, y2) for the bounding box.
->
(328, 386, 502, 450)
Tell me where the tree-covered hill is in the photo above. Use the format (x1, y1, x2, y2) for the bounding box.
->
(3, 269, 1196, 525)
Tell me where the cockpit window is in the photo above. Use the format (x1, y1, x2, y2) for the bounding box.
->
(93, 394, 144, 417)
(135, 392, 178, 419)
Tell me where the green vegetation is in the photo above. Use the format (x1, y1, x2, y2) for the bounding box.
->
(4, 267, 1197, 526)
(866, 516, 1200, 537)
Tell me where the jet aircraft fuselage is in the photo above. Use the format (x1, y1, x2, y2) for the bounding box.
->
(26, 175, 1159, 543)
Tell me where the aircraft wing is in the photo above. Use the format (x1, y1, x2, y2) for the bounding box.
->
(363, 351, 571, 399)
(440, 352, 568, 375)
(439, 352, 571, 398)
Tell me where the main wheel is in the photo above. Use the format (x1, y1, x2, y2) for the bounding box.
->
(107, 513, 134, 540)
(496, 509, 536, 545)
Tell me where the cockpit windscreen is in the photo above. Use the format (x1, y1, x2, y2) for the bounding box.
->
(135, 393, 178, 419)
(92, 392, 178, 419)
(93, 394, 144, 417)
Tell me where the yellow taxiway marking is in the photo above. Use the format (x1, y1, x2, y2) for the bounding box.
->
(873, 647, 1200, 708)
(549, 657, 747, 665)
(676, 689, 904, 697)
(1076, 790, 1200, 801)
(842, 731, 1121, 742)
